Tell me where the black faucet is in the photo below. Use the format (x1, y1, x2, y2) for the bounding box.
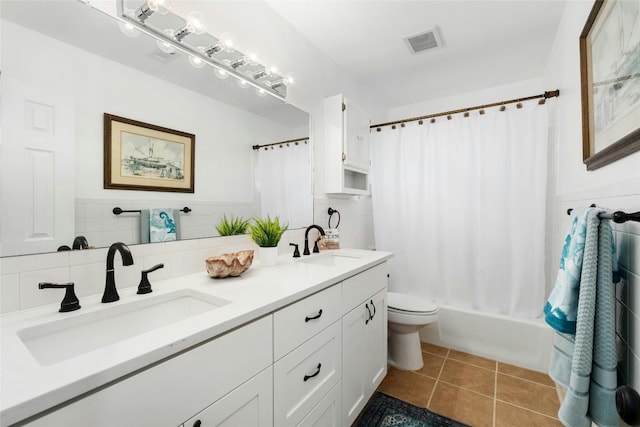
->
(72, 235, 89, 250)
(103, 242, 134, 303)
(303, 225, 325, 255)
(39, 282, 81, 312)
(137, 263, 164, 294)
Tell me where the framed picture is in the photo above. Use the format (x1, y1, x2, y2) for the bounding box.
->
(104, 113, 195, 192)
(580, 0, 640, 170)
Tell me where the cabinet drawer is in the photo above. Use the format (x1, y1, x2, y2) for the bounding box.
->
(274, 320, 342, 427)
(342, 262, 387, 315)
(25, 316, 273, 427)
(298, 381, 341, 427)
(273, 284, 341, 360)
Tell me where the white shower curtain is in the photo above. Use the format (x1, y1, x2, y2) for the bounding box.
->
(257, 141, 313, 229)
(370, 103, 548, 318)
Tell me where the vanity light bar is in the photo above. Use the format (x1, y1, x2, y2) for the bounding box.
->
(115, 0, 288, 102)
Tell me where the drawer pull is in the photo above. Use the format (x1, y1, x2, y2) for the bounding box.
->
(303, 363, 322, 381)
(365, 303, 372, 325)
(305, 309, 323, 322)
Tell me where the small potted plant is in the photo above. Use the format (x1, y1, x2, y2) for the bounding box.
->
(249, 215, 288, 266)
(215, 214, 250, 236)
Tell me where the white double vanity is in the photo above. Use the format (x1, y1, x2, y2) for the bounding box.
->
(0, 249, 392, 427)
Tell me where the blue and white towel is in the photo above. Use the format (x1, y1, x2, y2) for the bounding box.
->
(149, 208, 176, 242)
(546, 207, 619, 427)
(544, 207, 590, 333)
(140, 209, 181, 243)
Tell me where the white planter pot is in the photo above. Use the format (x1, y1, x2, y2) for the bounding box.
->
(260, 246, 278, 266)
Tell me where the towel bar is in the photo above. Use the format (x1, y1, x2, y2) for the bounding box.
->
(566, 206, 640, 224)
(113, 207, 192, 215)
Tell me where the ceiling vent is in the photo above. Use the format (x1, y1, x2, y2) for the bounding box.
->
(404, 27, 442, 54)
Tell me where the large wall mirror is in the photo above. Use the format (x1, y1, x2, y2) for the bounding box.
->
(0, 0, 313, 257)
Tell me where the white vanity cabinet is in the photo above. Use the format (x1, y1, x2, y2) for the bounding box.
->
(24, 316, 273, 427)
(324, 93, 371, 195)
(182, 367, 273, 427)
(12, 258, 391, 427)
(273, 284, 343, 427)
(341, 264, 388, 427)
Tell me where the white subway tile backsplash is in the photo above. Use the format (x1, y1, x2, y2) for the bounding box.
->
(142, 255, 172, 282)
(1, 274, 20, 313)
(69, 262, 105, 297)
(1, 195, 373, 314)
(1, 252, 70, 275)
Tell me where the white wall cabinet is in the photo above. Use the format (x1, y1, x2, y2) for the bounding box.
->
(341, 265, 388, 427)
(324, 94, 371, 195)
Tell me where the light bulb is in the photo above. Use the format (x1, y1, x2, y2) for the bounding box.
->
(157, 28, 176, 54)
(185, 11, 206, 35)
(236, 78, 249, 89)
(255, 87, 268, 97)
(245, 48, 259, 66)
(214, 59, 231, 79)
(219, 32, 235, 52)
(147, 0, 172, 14)
(189, 47, 206, 68)
(174, 11, 206, 41)
(284, 73, 296, 85)
(118, 12, 140, 38)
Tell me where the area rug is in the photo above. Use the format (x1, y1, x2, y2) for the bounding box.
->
(355, 392, 471, 427)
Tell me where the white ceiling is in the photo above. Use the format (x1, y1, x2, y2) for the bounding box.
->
(265, 0, 567, 107)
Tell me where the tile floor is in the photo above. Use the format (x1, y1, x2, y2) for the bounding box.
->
(377, 343, 562, 427)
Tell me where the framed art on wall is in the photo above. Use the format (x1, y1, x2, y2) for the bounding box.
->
(104, 113, 195, 192)
(580, 0, 640, 170)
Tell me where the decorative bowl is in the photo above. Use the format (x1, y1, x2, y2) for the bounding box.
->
(206, 250, 254, 278)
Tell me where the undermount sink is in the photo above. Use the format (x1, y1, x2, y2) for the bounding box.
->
(18, 289, 231, 366)
(299, 252, 363, 267)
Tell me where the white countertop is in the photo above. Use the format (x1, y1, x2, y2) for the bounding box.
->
(0, 249, 392, 426)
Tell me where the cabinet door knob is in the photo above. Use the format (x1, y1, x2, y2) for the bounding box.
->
(365, 303, 372, 324)
(342, 153, 346, 161)
(305, 309, 323, 322)
(303, 363, 322, 382)
(370, 299, 376, 319)
(193, 420, 202, 427)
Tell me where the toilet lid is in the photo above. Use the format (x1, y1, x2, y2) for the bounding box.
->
(388, 292, 438, 314)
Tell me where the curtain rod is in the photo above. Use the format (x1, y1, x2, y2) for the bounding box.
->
(252, 137, 309, 151)
(371, 89, 560, 131)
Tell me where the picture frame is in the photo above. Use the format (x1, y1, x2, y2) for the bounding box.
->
(104, 113, 195, 193)
(579, 0, 640, 170)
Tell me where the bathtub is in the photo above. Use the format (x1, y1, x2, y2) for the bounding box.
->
(419, 304, 554, 373)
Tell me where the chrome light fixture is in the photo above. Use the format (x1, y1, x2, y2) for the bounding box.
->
(135, 0, 172, 22)
(116, 0, 293, 101)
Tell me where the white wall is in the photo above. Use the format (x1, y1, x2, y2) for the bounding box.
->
(165, 0, 380, 250)
(4, 21, 295, 204)
(543, 0, 640, 394)
(1, 20, 314, 251)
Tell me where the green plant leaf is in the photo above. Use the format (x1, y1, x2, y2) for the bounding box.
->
(215, 214, 250, 236)
(249, 215, 289, 247)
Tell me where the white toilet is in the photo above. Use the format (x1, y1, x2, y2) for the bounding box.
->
(387, 292, 439, 371)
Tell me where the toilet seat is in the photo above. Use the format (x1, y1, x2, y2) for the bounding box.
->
(388, 292, 438, 315)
